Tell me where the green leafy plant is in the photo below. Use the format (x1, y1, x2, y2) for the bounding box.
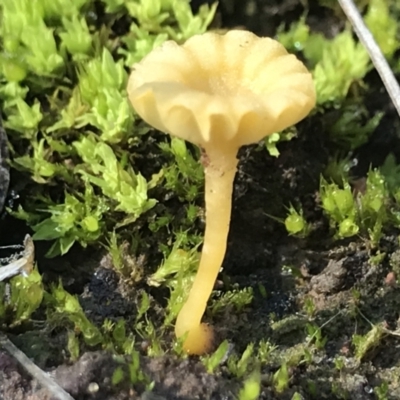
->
(0, 0, 217, 258)
(365, 0, 399, 59)
(374, 381, 389, 400)
(278, 16, 371, 105)
(210, 287, 254, 316)
(159, 137, 204, 202)
(0, 268, 43, 325)
(313, 29, 370, 105)
(320, 169, 390, 244)
(264, 128, 296, 157)
(201, 340, 229, 373)
(48, 282, 104, 346)
(328, 104, 383, 150)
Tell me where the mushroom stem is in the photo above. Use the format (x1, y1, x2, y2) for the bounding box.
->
(175, 146, 239, 355)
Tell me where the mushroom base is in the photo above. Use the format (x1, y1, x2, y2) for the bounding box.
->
(175, 323, 215, 355)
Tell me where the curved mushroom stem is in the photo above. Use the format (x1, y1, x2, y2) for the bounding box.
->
(175, 146, 239, 355)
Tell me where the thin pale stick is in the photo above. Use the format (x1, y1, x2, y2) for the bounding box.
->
(0, 235, 35, 281)
(0, 333, 75, 400)
(337, 0, 400, 117)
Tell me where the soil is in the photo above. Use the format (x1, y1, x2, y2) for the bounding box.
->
(2, 1, 400, 400)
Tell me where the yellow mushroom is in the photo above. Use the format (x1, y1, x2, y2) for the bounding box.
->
(127, 30, 316, 355)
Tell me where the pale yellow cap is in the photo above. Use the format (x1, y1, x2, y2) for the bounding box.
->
(128, 30, 316, 148)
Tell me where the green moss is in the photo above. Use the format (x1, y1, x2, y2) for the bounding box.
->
(0, 267, 43, 325)
(0, 0, 217, 257)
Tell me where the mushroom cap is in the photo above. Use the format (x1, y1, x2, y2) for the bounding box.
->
(127, 30, 316, 148)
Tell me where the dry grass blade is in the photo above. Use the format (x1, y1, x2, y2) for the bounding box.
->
(338, 0, 400, 117)
(0, 235, 35, 282)
(0, 333, 75, 400)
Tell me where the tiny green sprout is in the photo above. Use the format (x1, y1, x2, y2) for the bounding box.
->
(4, 98, 43, 139)
(291, 393, 303, 400)
(380, 153, 400, 195)
(136, 285, 151, 312)
(284, 204, 310, 237)
(111, 366, 125, 386)
(31, 183, 106, 257)
(313, 29, 370, 104)
(153, 239, 201, 325)
(13, 138, 66, 184)
(320, 178, 359, 239)
(365, 0, 398, 59)
(210, 287, 253, 316)
(126, 0, 174, 30)
(227, 343, 255, 378)
(303, 296, 316, 318)
(352, 324, 386, 361)
(321, 182, 354, 217)
(338, 218, 359, 238)
(160, 137, 204, 202)
(201, 339, 229, 374)
(2, 267, 43, 324)
(273, 363, 289, 394)
(40, 0, 89, 20)
(257, 339, 277, 364)
(258, 283, 267, 298)
(107, 232, 124, 271)
(59, 16, 92, 58)
(0, 82, 29, 105)
(324, 154, 353, 185)
(112, 319, 127, 346)
(328, 104, 382, 150)
(50, 282, 103, 346)
(76, 88, 133, 143)
(238, 370, 261, 400)
(128, 351, 149, 386)
(120, 26, 169, 66)
(73, 50, 134, 142)
(78, 49, 127, 104)
(67, 330, 80, 361)
(0, 57, 27, 83)
(374, 381, 389, 400)
(306, 322, 327, 350)
(74, 140, 156, 217)
(168, 1, 218, 41)
(102, 0, 126, 13)
(147, 239, 199, 288)
(263, 128, 296, 158)
(369, 251, 386, 267)
(22, 23, 65, 76)
(333, 355, 345, 371)
(121, 0, 217, 64)
(106, 234, 144, 281)
(359, 169, 389, 245)
(351, 287, 361, 303)
(322, 167, 391, 244)
(135, 318, 164, 357)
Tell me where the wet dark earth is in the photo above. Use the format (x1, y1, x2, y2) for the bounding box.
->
(2, 1, 400, 399)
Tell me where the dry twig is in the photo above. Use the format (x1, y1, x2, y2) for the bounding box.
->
(338, 0, 400, 117)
